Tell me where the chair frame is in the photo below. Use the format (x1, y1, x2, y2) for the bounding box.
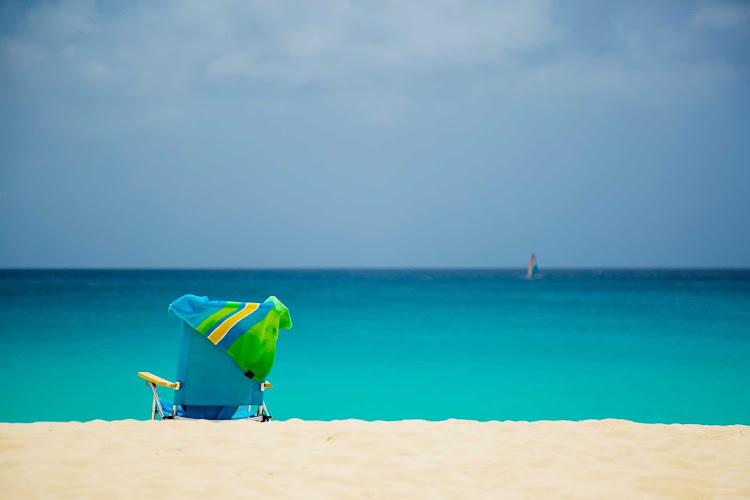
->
(138, 371, 272, 422)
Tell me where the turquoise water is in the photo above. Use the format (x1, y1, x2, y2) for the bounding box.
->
(1, 269, 749, 424)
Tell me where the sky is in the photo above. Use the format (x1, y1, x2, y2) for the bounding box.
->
(1, 0, 749, 268)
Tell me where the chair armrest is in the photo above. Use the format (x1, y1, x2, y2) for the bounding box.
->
(138, 371, 180, 390)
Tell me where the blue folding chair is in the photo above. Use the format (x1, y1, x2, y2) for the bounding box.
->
(138, 295, 291, 421)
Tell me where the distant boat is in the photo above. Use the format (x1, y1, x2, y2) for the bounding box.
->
(526, 253, 540, 279)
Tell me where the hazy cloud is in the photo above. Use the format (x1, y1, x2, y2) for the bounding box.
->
(3, 0, 743, 103)
(692, 0, 750, 33)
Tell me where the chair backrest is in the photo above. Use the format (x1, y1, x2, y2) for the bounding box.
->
(173, 322, 264, 407)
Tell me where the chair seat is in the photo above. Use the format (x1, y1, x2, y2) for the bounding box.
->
(159, 398, 254, 420)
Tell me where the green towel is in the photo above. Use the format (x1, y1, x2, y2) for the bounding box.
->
(169, 294, 292, 381)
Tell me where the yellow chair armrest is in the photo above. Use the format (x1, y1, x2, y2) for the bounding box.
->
(138, 371, 180, 390)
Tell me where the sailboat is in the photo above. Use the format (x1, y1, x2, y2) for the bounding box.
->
(526, 252, 540, 279)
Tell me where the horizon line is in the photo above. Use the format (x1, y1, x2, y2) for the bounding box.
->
(1, 266, 750, 271)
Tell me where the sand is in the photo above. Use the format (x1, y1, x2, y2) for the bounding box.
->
(1, 419, 748, 499)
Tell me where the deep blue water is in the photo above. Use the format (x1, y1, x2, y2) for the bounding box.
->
(1, 269, 749, 424)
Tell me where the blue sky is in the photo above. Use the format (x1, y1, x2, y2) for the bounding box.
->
(1, 0, 749, 268)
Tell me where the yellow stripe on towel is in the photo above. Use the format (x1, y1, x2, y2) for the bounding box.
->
(207, 302, 259, 345)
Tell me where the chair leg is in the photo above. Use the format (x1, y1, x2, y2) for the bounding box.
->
(147, 382, 165, 420)
(261, 402, 272, 421)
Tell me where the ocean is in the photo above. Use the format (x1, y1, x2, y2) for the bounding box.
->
(1, 269, 749, 424)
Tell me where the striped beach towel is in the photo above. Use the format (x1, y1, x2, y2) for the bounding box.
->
(169, 294, 292, 381)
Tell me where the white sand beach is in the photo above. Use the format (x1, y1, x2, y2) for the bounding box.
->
(1, 419, 749, 499)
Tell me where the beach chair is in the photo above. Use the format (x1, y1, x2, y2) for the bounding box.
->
(138, 294, 292, 421)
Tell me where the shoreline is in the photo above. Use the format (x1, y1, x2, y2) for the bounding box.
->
(2, 418, 748, 498)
